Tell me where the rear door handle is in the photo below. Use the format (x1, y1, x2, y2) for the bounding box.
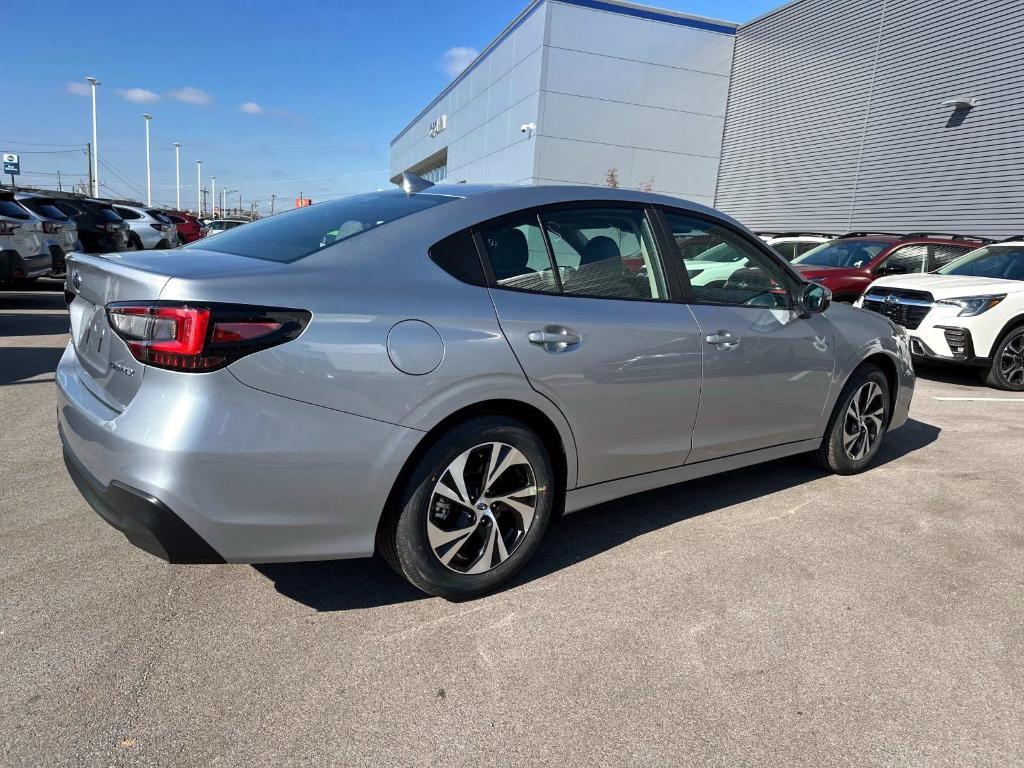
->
(528, 329, 581, 347)
(705, 331, 741, 350)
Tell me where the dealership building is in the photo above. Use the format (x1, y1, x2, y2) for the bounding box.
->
(391, 0, 1024, 239)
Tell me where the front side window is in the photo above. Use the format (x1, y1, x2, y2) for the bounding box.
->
(938, 246, 1024, 280)
(793, 240, 890, 268)
(662, 211, 793, 308)
(879, 244, 928, 275)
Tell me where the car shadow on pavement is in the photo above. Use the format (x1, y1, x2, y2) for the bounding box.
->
(256, 418, 940, 611)
(912, 362, 988, 389)
(0, 348, 65, 385)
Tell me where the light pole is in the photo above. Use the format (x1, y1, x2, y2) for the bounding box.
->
(211, 176, 216, 218)
(196, 160, 202, 216)
(173, 143, 181, 210)
(142, 113, 152, 206)
(86, 77, 100, 197)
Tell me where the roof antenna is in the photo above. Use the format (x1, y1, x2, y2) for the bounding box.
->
(398, 172, 435, 195)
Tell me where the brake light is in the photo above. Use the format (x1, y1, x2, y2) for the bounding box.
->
(106, 302, 309, 372)
(0, 222, 20, 235)
(43, 221, 62, 234)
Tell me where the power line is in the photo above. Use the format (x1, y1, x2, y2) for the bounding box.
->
(0, 139, 87, 148)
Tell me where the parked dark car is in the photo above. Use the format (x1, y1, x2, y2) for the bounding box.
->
(791, 232, 990, 302)
(161, 210, 207, 244)
(51, 198, 128, 254)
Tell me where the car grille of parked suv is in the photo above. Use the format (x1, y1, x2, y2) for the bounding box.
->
(862, 287, 934, 330)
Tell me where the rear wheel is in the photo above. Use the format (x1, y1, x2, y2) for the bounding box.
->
(379, 416, 554, 600)
(814, 364, 890, 475)
(981, 326, 1024, 391)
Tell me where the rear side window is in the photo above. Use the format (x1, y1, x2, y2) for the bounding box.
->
(930, 244, 970, 270)
(146, 210, 172, 223)
(115, 207, 142, 220)
(54, 202, 83, 219)
(187, 190, 458, 263)
(86, 204, 123, 223)
(429, 233, 486, 286)
(0, 199, 30, 220)
(166, 214, 185, 224)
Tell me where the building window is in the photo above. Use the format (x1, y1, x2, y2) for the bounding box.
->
(418, 163, 447, 184)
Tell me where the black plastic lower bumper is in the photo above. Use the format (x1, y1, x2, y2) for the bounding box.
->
(62, 444, 225, 564)
(909, 332, 990, 369)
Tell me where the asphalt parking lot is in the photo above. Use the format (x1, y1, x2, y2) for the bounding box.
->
(1, 283, 1022, 767)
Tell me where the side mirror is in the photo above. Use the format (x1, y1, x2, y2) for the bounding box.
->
(800, 282, 831, 316)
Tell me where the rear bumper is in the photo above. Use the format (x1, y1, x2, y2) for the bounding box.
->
(0, 249, 51, 281)
(56, 343, 423, 563)
(62, 439, 224, 563)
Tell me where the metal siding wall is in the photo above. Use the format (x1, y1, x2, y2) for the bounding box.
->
(716, 0, 1024, 240)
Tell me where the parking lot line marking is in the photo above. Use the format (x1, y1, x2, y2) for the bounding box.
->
(933, 397, 1024, 402)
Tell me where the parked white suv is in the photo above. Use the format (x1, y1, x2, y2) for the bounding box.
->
(0, 192, 50, 284)
(758, 232, 836, 261)
(856, 239, 1024, 390)
(113, 204, 179, 250)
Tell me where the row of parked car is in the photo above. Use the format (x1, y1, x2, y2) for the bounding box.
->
(0, 188, 249, 285)
(742, 231, 1024, 390)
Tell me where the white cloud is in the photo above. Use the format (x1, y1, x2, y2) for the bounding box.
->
(239, 102, 265, 115)
(168, 86, 213, 105)
(117, 87, 160, 104)
(441, 46, 479, 77)
(66, 82, 91, 96)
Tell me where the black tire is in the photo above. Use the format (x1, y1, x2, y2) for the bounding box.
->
(378, 416, 555, 600)
(125, 235, 143, 251)
(813, 364, 891, 475)
(981, 325, 1024, 391)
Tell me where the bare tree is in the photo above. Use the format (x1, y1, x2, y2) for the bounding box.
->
(604, 167, 620, 188)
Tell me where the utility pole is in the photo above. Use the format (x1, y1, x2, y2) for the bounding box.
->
(173, 142, 181, 210)
(142, 113, 152, 206)
(238, 190, 242, 215)
(86, 77, 101, 197)
(270, 194, 275, 215)
(211, 176, 216, 218)
(201, 187, 208, 216)
(57, 170, 63, 192)
(196, 161, 202, 216)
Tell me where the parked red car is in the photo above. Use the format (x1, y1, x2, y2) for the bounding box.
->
(161, 210, 207, 244)
(791, 232, 990, 302)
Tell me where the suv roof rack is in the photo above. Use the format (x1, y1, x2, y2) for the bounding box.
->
(757, 233, 835, 239)
(904, 232, 990, 242)
(838, 232, 905, 239)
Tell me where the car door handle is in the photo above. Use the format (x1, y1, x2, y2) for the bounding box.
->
(705, 331, 741, 350)
(528, 330, 581, 347)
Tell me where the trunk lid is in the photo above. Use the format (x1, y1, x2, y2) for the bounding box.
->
(65, 250, 288, 412)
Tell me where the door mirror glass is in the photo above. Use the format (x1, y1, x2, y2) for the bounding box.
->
(800, 282, 831, 315)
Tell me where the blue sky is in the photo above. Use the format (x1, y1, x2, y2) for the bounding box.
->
(5, 0, 777, 212)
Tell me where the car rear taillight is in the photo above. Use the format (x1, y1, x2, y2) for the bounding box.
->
(106, 302, 310, 372)
(43, 221, 62, 235)
(0, 222, 20, 235)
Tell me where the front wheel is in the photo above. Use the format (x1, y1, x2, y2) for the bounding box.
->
(981, 326, 1024, 391)
(379, 416, 555, 600)
(814, 364, 890, 475)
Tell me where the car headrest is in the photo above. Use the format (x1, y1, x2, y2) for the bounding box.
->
(490, 228, 530, 279)
(579, 235, 620, 266)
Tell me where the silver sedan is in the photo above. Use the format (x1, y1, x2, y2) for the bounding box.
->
(58, 182, 914, 599)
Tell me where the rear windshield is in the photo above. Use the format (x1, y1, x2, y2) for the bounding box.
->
(0, 199, 30, 220)
(23, 199, 69, 220)
(185, 190, 460, 262)
(793, 240, 890, 268)
(146, 209, 172, 223)
(84, 203, 123, 223)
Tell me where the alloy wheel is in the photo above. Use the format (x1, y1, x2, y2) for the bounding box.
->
(843, 381, 885, 461)
(427, 442, 538, 574)
(999, 331, 1024, 386)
